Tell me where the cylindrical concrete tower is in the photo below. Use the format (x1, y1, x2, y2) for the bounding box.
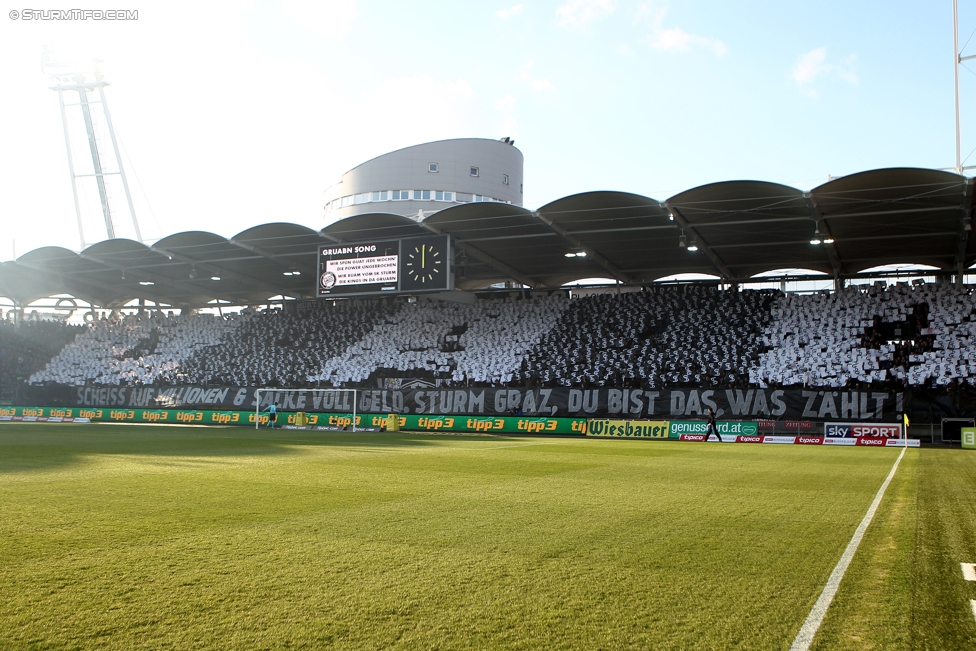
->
(324, 137, 523, 221)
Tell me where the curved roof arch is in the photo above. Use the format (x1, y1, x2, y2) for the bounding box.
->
(652, 272, 723, 283)
(744, 262, 835, 278)
(322, 213, 429, 242)
(152, 230, 231, 253)
(423, 202, 577, 288)
(810, 167, 965, 199)
(2, 166, 974, 307)
(231, 222, 322, 282)
(538, 190, 665, 213)
(12, 246, 148, 307)
(663, 180, 816, 281)
(233, 222, 318, 243)
(750, 267, 830, 278)
(847, 260, 950, 275)
(538, 191, 688, 284)
(809, 168, 974, 273)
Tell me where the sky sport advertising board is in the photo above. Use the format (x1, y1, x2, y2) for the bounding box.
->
(316, 235, 451, 297)
(823, 422, 903, 439)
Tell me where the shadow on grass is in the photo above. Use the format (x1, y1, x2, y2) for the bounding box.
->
(0, 423, 445, 474)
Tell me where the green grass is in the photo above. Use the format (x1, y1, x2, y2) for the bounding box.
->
(0, 424, 971, 649)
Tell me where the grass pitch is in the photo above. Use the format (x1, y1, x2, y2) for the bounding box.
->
(0, 424, 972, 650)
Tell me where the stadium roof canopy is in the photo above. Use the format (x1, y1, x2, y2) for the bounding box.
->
(1, 167, 974, 308)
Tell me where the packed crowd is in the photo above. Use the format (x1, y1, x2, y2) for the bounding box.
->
(520, 286, 776, 388)
(30, 311, 239, 385)
(183, 300, 394, 386)
(0, 319, 82, 398)
(754, 283, 976, 388)
(308, 294, 570, 386)
(19, 282, 976, 391)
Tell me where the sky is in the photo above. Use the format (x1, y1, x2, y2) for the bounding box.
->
(1, 0, 975, 261)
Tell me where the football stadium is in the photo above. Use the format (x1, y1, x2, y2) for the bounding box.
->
(2, 142, 976, 649)
(3, 5, 976, 650)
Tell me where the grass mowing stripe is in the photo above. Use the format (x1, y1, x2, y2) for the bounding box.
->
(790, 445, 908, 651)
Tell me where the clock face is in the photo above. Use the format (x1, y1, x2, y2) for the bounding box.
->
(404, 242, 444, 284)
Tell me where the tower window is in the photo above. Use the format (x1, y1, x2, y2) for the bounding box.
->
(503, 174, 509, 185)
(429, 163, 438, 173)
(470, 167, 479, 177)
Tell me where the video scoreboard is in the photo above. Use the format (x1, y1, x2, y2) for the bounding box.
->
(316, 235, 452, 297)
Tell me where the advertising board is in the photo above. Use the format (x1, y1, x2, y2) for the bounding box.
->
(795, 436, 825, 445)
(0, 406, 584, 435)
(0, 406, 361, 428)
(384, 414, 587, 435)
(823, 422, 902, 439)
(317, 235, 451, 297)
(586, 420, 669, 438)
(0, 406, 923, 445)
(963, 427, 976, 450)
(669, 420, 759, 438)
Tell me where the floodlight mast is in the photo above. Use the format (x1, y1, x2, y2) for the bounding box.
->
(954, 0, 976, 174)
(44, 52, 142, 247)
(55, 87, 86, 249)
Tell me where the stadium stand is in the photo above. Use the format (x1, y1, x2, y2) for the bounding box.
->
(755, 283, 976, 388)
(28, 301, 389, 387)
(20, 282, 976, 391)
(308, 294, 570, 386)
(182, 299, 394, 387)
(520, 286, 777, 388)
(29, 311, 235, 386)
(0, 319, 82, 399)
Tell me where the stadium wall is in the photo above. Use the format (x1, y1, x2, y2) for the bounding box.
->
(19, 385, 906, 421)
(0, 407, 923, 446)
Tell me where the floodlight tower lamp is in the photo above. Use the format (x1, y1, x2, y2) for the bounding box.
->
(44, 50, 142, 247)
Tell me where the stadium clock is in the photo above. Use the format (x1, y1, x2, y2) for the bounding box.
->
(399, 235, 450, 292)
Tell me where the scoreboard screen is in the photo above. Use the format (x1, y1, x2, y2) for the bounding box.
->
(316, 235, 451, 297)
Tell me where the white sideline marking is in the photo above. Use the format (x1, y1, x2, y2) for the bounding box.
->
(962, 563, 976, 582)
(789, 446, 908, 651)
(971, 600, 976, 623)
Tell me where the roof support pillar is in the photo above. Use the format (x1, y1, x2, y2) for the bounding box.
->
(955, 178, 975, 287)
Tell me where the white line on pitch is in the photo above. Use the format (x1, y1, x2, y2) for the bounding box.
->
(971, 600, 976, 623)
(789, 446, 908, 651)
(962, 563, 976, 582)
